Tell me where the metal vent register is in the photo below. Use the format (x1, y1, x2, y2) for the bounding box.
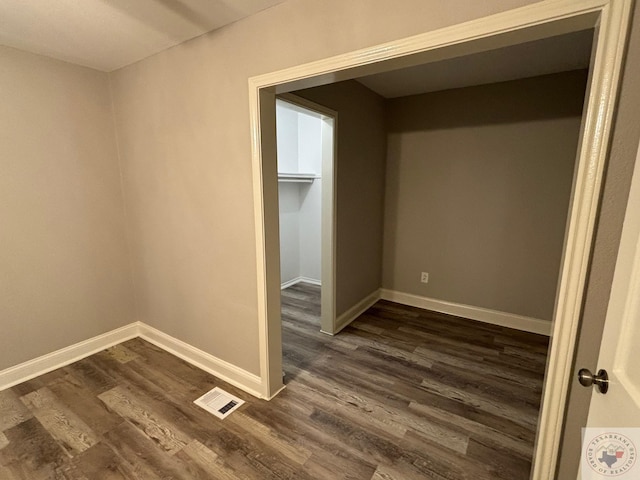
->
(194, 387, 244, 419)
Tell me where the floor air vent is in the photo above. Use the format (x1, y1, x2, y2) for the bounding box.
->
(194, 387, 245, 419)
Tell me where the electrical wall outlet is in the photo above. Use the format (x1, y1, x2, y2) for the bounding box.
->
(421, 272, 429, 284)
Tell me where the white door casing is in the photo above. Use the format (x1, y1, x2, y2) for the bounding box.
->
(248, 1, 632, 479)
(585, 140, 640, 430)
(577, 141, 640, 480)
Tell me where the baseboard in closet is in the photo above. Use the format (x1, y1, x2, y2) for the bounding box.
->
(281, 276, 321, 289)
(330, 289, 382, 335)
(379, 289, 552, 336)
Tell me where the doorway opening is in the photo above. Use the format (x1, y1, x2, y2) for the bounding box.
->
(275, 96, 337, 337)
(249, 1, 631, 478)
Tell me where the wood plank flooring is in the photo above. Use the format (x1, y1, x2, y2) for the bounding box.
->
(0, 282, 548, 479)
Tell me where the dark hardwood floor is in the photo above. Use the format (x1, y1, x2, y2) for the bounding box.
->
(0, 282, 548, 479)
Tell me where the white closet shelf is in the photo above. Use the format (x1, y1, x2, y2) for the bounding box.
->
(277, 173, 320, 183)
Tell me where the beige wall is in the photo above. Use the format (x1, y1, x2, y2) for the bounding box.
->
(383, 71, 587, 320)
(109, 0, 539, 375)
(0, 46, 134, 370)
(296, 81, 387, 316)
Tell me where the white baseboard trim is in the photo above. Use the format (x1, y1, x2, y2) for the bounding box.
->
(0, 322, 266, 399)
(0, 323, 139, 391)
(330, 289, 382, 335)
(280, 277, 300, 289)
(379, 289, 551, 336)
(137, 323, 264, 398)
(281, 276, 321, 289)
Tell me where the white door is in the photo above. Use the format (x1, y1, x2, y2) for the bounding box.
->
(579, 142, 640, 478)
